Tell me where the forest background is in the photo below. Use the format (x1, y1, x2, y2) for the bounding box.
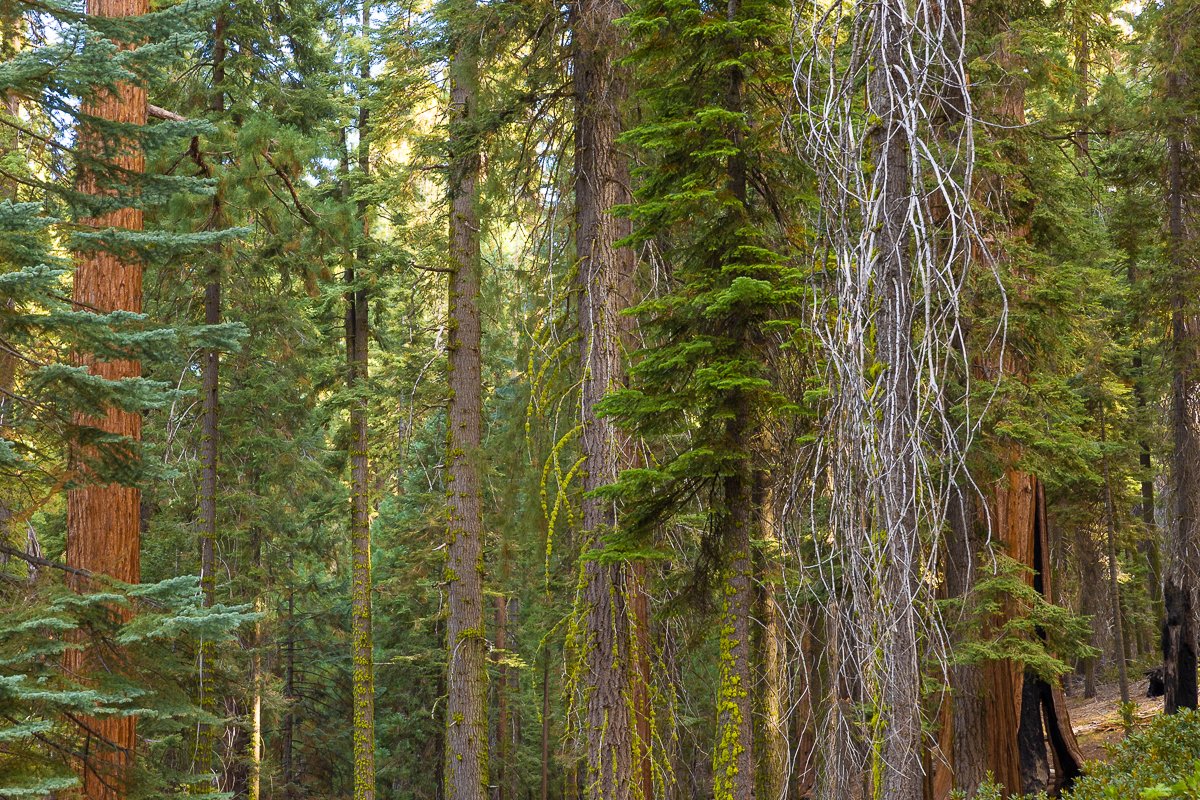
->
(2, 0, 1200, 798)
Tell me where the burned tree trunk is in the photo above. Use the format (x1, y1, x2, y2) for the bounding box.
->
(1162, 0, 1199, 712)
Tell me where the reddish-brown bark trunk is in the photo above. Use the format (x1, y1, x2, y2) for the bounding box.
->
(196, 8, 226, 784)
(64, 3, 147, 799)
(976, 475, 1084, 797)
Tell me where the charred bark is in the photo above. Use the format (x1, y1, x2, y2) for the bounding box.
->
(1162, 6, 1199, 711)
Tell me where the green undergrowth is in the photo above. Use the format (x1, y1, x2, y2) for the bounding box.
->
(1066, 709, 1200, 800)
(949, 711, 1200, 800)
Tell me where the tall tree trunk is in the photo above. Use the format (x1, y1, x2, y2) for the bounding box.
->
(494, 556, 509, 800)
(1163, 3, 1199, 711)
(282, 570, 297, 800)
(249, 530, 263, 800)
(956, 11, 1086, 792)
(1016, 668, 1048, 795)
(930, 0, 988, 789)
(1100, 405, 1131, 709)
(757, 479, 787, 800)
(541, 647, 551, 800)
(444, 3, 488, 796)
(1133, 350, 1164, 622)
(868, 0, 922, 795)
(65, 3, 147, 799)
(630, 562, 654, 800)
(711, 3, 756, 797)
(945, 483, 987, 797)
(0, 2, 23, 467)
(197, 6, 226, 785)
(571, 0, 638, 792)
(1076, 521, 1102, 700)
(348, 4, 377, 798)
(1000, 483, 1086, 793)
(1073, 13, 1089, 166)
(715, 457, 755, 800)
(788, 604, 818, 799)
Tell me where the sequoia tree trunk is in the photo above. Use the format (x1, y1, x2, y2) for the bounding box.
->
(960, 9, 1086, 793)
(65, 2, 148, 799)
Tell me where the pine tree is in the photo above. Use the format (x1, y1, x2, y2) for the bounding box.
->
(610, 0, 804, 796)
(0, 1, 267, 795)
(195, 4, 227, 784)
(346, 3, 377, 796)
(66, 3, 153, 796)
(570, 0, 639, 792)
(1159, 0, 1200, 715)
(443, 0, 488, 795)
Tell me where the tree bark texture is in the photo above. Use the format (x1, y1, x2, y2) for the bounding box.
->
(1163, 5, 1199, 710)
(714, 459, 755, 800)
(445, 6, 488, 797)
(868, 1, 923, 796)
(283, 578, 297, 800)
(572, 0, 638, 793)
(958, 11, 1085, 795)
(349, 4, 377, 797)
(248, 532, 263, 800)
(197, 7, 226, 784)
(494, 542, 510, 800)
(65, 2, 147, 798)
(630, 562, 654, 800)
(711, 3, 757, 796)
(757, 481, 788, 800)
(976, 474, 1085, 797)
(944, 483, 987, 798)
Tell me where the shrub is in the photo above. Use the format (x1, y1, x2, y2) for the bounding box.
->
(1065, 709, 1200, 800)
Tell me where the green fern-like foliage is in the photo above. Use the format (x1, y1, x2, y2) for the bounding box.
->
(599, 0, 809, 575)
(0, 571, 254, 797)
(942, 554, 1099, 680)
(0, 0, 245, 490)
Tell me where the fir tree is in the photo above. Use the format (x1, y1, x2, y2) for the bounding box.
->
(606, 0, 805, 796)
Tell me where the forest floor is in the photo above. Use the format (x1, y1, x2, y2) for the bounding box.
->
(1067, 677, 1161, 762)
